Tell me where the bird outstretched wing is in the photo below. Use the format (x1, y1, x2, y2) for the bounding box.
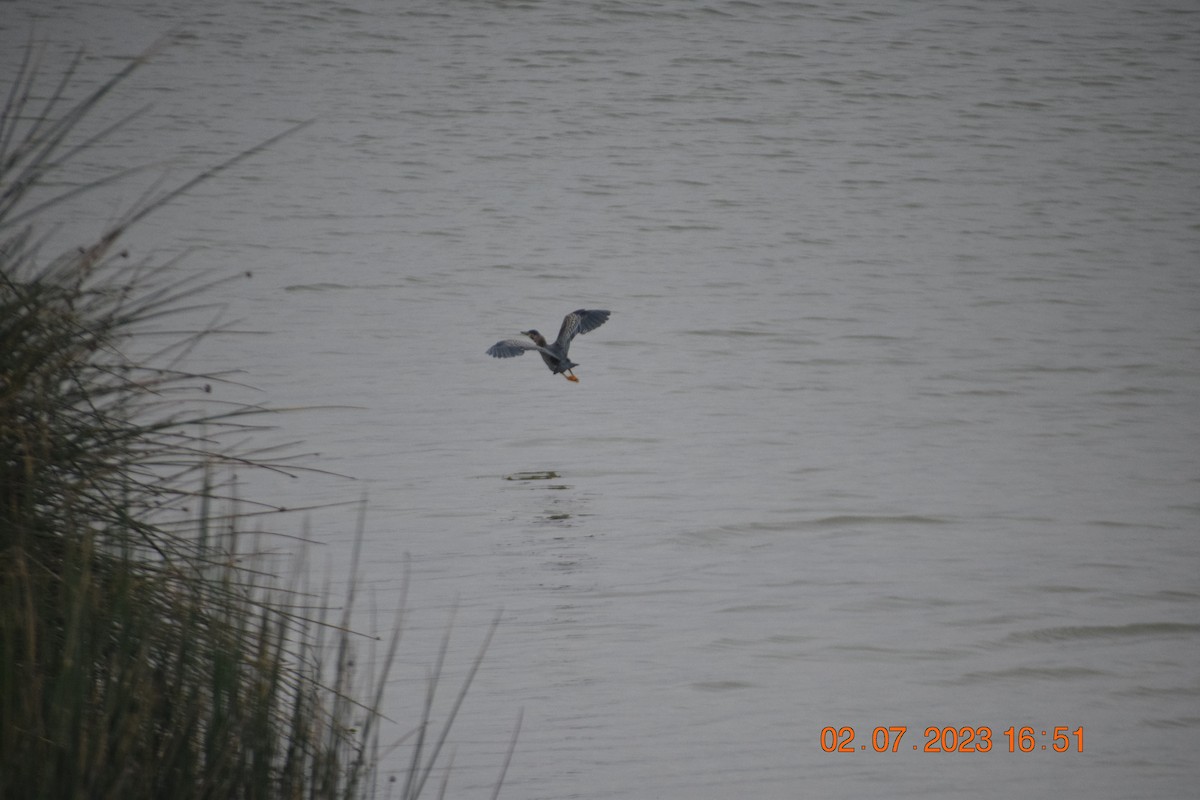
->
(487, 339, 543, 359)
(555, 308, 611, 351)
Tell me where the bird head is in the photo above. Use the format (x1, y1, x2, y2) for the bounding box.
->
(521, 329, 546, 346)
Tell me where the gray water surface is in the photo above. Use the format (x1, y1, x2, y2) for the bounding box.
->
(5, 1, 1200, 797)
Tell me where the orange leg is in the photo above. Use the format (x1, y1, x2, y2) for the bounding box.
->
(564, 370, 579, 382)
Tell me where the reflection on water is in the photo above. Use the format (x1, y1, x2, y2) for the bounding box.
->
(6, 0, 1200, 797)
(506, 470, 578, 523)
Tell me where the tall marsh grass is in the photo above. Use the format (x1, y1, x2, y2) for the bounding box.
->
(1, 47, 513, 799)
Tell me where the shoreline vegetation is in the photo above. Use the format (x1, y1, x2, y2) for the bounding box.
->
(1, 46, 515, 798)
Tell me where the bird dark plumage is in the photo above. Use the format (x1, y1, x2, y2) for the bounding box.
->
(486, 308, 611, 382)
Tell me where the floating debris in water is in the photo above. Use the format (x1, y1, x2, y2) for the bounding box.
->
(505, 470, 559, 481)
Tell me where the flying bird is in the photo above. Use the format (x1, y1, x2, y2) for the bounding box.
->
(486, 308, 611, 382)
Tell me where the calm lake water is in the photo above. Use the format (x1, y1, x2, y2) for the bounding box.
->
(5, 0, 1200, 797)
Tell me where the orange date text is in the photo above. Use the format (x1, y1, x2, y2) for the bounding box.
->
(819, 726, 1084, 753)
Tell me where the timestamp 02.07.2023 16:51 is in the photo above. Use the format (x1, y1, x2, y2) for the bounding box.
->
(820, 725, 1084, 754)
